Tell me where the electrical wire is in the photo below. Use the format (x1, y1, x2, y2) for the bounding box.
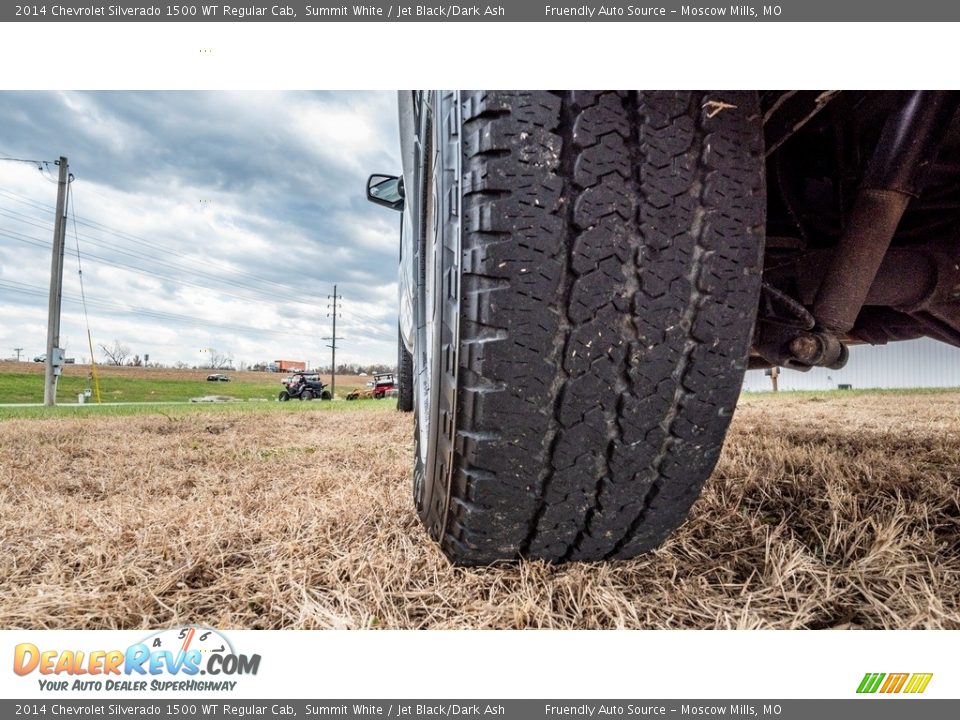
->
(0, 181, 398, 354)
(0, 278, 336, 340)
(0, 156, 50, 165)
(0, 204, 321, 307)
(66, 182, 102, 403)
(0, 185, 377, 296)
(0, 225, 396, 343)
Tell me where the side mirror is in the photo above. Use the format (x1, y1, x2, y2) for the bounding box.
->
(366, 173, 404, 211)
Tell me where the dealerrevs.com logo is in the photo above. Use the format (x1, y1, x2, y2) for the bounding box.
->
(857, 673, 933, 694)
(13, 626, 260, 692)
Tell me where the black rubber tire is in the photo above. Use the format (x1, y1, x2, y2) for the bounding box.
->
(278, 391, 290, 402)
(321, 390, 332, 401)
(413, 91, 765, 565)
(397, 327, 414, 412)
(300, 390, 313, 401)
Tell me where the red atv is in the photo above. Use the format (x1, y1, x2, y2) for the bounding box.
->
(371, 373, 396, 399)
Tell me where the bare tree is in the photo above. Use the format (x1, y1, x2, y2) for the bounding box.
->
(100, 340, 131, 366)
(207, 350, 233, 370)
(174, 360, 190, 370)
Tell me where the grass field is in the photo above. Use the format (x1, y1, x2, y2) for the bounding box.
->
(0, 361, 369, 404)
(0, 389, 957, 629)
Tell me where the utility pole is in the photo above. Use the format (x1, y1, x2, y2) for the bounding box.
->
(325, 285, 339, 399)
(43, 156, 69, 406)
(13, 348, 23, 362)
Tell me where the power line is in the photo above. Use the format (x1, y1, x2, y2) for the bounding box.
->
(0, 156, 53, 166)
(0, 185, 376, 296)
(0, 227, 397, 343)
(66, 182, 102, 403)
(0, 279, 320, 340)
(0, 183, 399, 353)
(0, 203, 319, 307)
(0, 184, 396, 329)
(0, 192, 394, 320)
(0, 227, 320, 309)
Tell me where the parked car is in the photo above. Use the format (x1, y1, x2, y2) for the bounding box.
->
(206, 374, 230, 382)
(32, 354, 45, 363)
(367, 90, 960, 565)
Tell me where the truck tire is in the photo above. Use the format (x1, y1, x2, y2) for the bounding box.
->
(412, 91, 765, 564)
(397, 327, 414, 412)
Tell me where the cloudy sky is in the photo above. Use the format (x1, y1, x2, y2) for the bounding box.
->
(0, 91, 402, 368)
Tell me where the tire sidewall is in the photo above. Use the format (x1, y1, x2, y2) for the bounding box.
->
(411, 91, 462, 540)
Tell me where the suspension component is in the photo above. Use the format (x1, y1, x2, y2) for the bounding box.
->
(813, 91, 960, 334)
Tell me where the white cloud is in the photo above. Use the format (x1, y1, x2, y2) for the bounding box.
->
(0, 91, 402, 368)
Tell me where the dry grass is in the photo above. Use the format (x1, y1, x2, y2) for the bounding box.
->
(1, 391, 958, 629)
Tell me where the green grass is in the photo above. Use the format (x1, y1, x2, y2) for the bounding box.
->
(0, 371, 283, 404)
(0, 397, 383, 420)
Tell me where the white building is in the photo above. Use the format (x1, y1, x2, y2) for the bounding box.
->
(742, 338, 960, 392)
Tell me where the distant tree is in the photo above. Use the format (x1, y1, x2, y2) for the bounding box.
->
(174, 360, 190, 370)
(128, 355, 143, 367)
(203, 350, 233, 370)
(100, 340, 130, 366)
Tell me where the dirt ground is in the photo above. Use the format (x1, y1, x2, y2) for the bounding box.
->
(0, 391, 958, 629)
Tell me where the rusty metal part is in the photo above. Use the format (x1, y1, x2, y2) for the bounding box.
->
(788, 332, 848, 369)
(764, 236, 960, 349)
(754, 321, 849, 372)
(813, 91, 960, 334)
(787, 248, 937, 309)
(787, 335, 820, 363)
(759, 281, 816, 330)
(814, 188, 911, 333)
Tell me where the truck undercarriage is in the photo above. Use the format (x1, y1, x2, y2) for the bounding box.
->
(756, 90, 960, 371)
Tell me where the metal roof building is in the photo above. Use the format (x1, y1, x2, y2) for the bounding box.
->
(742, 338, 960, 392)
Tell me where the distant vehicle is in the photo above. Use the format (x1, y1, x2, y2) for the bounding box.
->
(370, 373, 396, 399)
(64, 358, 75, 364)
(346, 372, 397, 401)
(278, 373, 331, 401)
(274, 359, 306, 372)
(33, 354, 45, 363)
(206, 374, 230, 382)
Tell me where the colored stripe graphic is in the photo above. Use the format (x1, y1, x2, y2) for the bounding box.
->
(904, 673, 934, 694)
(857, 673, 885, 693)
(857, 672, 932, 694)
(881, 673, 909, 693)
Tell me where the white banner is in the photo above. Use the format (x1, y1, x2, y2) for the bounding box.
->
(1, 629, 953, 700)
